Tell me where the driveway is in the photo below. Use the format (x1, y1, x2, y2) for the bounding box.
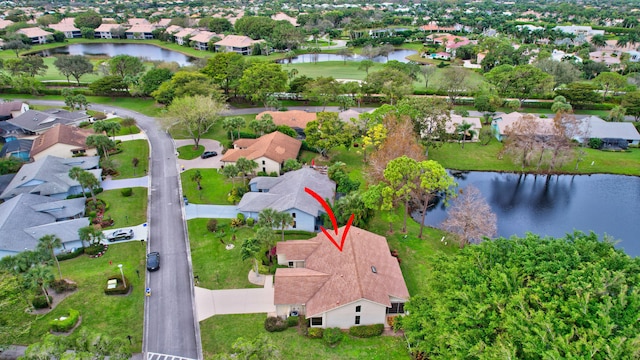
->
(194, 276, 275, 321)
(175, 139, 224, 171)
(100, 223, 149, 243)
(185, 204, 238, 219)
(101, 176, 149, 190)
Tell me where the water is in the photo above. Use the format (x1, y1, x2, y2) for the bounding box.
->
(276, 49, 417, 64)
(416, 171, 640, 256)
(36, 43, 196, 66)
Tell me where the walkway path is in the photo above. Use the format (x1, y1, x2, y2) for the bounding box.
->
(194, 275, 275, 322)
(174, 139, 223, 171)
(184, 204, 238, 220)
(101, 176, 149, 190)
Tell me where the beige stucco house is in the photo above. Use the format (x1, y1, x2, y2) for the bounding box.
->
(30, 124, 96, 161)
(214, 35, 263, 55)
(17, 27, 52, 44)
(220, 131, 301, 174)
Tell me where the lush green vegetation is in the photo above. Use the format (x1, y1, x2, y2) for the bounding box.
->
(97, 187, 148, 229)
(108, 118, 141, 136)
(110, 140, 149, 179)
(177, 145, 204, 159)
(181, 169, 233, 204)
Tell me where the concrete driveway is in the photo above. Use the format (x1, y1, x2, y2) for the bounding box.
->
(101, 176, 149, 190)
(175, 139, 224, 171)
(185, 204, 238, 219)
(194, 276, 275, 321)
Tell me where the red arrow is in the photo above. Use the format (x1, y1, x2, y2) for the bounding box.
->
(304, 187, 354, 252)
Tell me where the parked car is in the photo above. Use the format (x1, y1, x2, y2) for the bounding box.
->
(201, 151, 218, 159)
(147, 252, 160, 271)
(107, 229, 134, 242)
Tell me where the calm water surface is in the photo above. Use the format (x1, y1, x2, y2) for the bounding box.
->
(37, 43, 196, 66)
(418, 171, 640, 256)
(276, 49, 416, 64)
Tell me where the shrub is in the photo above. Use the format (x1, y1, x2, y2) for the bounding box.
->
(120, 187, 133, 197)
(32, 295, 53, 309)
(246, 217, 255, 227)
(269, 171, 278, 177)
(348, 324, 384, 338)
(236, 213, 246, 224)
(56, 247, 84, 261)
(323, 327, 343, 346)
(287, 315, 299, 327)
(207, 219, 218, 232)
(307, 327, 324, 339)
(93, 112, 107, 120)
(264, 316, 288, 332)
(103, 275, 131, 295)
(85, 243, 105, 256)
(51, 279, 78, 294)
(256, 171, 268, 176)
(230, 218, 244, 227)
(78, 121, 91, 128)
(50, 309, 80, 332)
(589, 138, 603, 149)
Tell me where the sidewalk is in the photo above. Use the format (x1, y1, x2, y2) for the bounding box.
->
(101, 176, 149, 190)
(184, 204, 238, 219)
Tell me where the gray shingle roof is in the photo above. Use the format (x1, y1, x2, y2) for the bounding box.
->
(7, 109, 89, 133)
(0, 139, 33, 157)
(26, 217, 89, 247)
(238, 168, 335, 216)
(0, 155, 101, 200)
(579, 116, 640, 141)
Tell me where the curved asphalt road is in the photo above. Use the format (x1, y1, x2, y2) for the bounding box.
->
(25, 100, 200, 360)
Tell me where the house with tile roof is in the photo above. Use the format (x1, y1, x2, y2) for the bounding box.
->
(30, 124, 96, 161)
(271, 12, 298, 26)
(8, 109, 90, 135)
(126, 24, 156, 39)
(425, 33, 473, 57)
(0, 193, 88, 258)
(447, 114, 482, 141)
(0, 101, 29, 121)
(275, 226, 409, 328)
(164, 25, 183, 35)
(256, 110, 317, 136)
(0, 155, 101, 200)
(221, 131, 301, 174)
(238, 167, 335, 232)
(17, 27, 52, 44)
(0, 19, 14, 30)
(49, 18, 81, 38)
(491, 112, 555, 141)
(190, 31, 221, 50)
(127, 18, 150, 26)
(94, 23, 124, 39)
(174, 27, 199, 45)
(214, 35, 263, 55)
(154, 18, 172, 28)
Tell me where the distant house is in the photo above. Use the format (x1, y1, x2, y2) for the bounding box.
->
(30, 124, 96, 161)
(0, 193, 88, 258)
(425, 33, 472, 56)
(553, 25, 604, 37)
(575, 116, 640, 147)
(127, 18, 150, 26)
(126, 24, 156, 39)
(0, 155, 101, 200)
(419, 21, 456, 32)
(190, 31, 221, 50)
(427, 51, 451, 60)
(628, 50, 640, 62)
(0, 19, 14, 30)
(589, 51, 621, 66)
(214, 35, 263, 55)
(153, 18, 172, 28)
(174, 28, 199, 45)
(447, 114, 482, 141)
(491, 112, 555, 141)
(7, 109, 90, 135)
(165, 25, 183, 35)
(0, 138, 33, 161)
(271, 12, 298, 26)
(16, 27, 52, 44)
(94, 23, 123, 39)
(49, 18, 81, 38)
(274, 226, 409, 328)
(256, 110, 317, 137)
(0, 101, 29, 121)
(221, 131, 301, 174)
(238, 167, 335, 232)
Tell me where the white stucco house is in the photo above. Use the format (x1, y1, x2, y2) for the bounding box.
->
(237, 167, 335, 232)
(220, 131, 301, 175)
(274, 226, 410, 329)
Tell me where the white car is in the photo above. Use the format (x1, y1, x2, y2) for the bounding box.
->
(107, 229, 134, 242)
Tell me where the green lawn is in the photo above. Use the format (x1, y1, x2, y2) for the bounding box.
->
(9, 242, 145, 352)
(200, 314, 410, 359)
(110, 140, 149, 179)
(1, 94, 163, 117)
(106, 118, 141, 136)
(181, 169, 234, 205)
(97, 187, 148, 229)
(177, 145, 204, 159)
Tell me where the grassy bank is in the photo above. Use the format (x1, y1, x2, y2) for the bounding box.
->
(97, 187, 148, 229)
(181, 169, 234, 204)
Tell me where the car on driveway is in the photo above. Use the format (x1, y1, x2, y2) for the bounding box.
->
(147, 252, 160, 271)
(107, 229, 134, 242)
(201, 151, 218, 159)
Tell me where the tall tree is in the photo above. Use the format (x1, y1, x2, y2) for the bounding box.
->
(37, 235, 62, 280)
(201, 52, 246, 95)
(500, 114, 544, 170)
(238, 62, 288, 107)
(274, 212, 294, 242)
(414, 160, 456, 239)
(138, 68, 173, 96)
(4, 56, 48, 77)
(24, 265, 54, 309)
(74, 11, 102, 29)
(4, 38, 31, 57)
(593, 72, 627, 100)
(53, 55, 94, 85)
(220, 164, 240, 187)
(152, 71, 221, 104)
(109, 55, 145, 80)
(485, 64, 554, 102)
(78, 225, 104, 247)
(222, 116, 246, 142)
(382, 156, 421, 233)
(191, 170, 203, 191)
(439, 67, 473, 104)
(419, 65, 437, 89)
(365, 68, 413, 105)
(398, 97, 450, 157)
(303, 76, 341, 110)
(441, 185, 496, 248)
(235, 157, 259, 185)
(622, 91, 640, 121)
(93, 120, 121, 140)
(162, 95, 227, 148)
(304, 112, 353, 158)
(357, 59, 375, 75)
(240, 238, 262, 274)
(86, 134, 115, 160)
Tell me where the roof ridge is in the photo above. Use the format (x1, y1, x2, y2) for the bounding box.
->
(347, 228, 365, 300)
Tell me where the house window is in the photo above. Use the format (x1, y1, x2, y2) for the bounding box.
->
(288, 261, 294, 268)
(292, 221, 296, 229)
(386, 302, 405, 314)
(262, 167, 266, 172)
(355, 316, 360, 325)
(355, 305, 361, 313)
(311, 317, 323, 326)
(262, 160, 266, 165)
(292, 213, 296, 218)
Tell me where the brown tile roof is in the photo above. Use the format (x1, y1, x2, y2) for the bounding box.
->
(17, 27, 53, 38)
(128, 18, 150, 25)
(215, 34, 261, 48)
(277, 239, 321, 260)
(256, 110, 317, 130)
(0, 19, 14, 30)
(190, 31, 219, 43)
(221, 131, 301, 164)
(0, 101, 24, 116)
(95, 23, 122, 32)
(49, 21, 80, 32)
(126, 24, 156, 33)
(30, 124, 94, 157)
(275, 226, 410, 317)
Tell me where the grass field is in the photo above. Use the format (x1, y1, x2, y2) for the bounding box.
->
(111, 139, 149, 178)
(181, 168, 234, 204)
(177, 145, 204, 159)
(98, 187, 148, 229)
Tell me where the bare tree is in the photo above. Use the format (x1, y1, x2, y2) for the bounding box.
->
(438, 67, 472, 104)
(441, 185, 497, 249)
(419, 65, 437, 89)
(500, 114, 544, 170)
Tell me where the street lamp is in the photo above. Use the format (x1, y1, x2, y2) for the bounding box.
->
(118, 264, 126, 288)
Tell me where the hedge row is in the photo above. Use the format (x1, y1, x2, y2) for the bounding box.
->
(56, 247, 85, 261)
(264, 316, 289, 332)
(50, 309, 80, 332)
(348, 323, 385, 338)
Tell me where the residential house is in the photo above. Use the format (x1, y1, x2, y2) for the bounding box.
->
(271, 12, 298, 26)
(0, 155, 101, 200)
(274, 226, 409, 328)
(8, 109, 90, 135)
(94, 23, 123, 39)
(575, 116, 640, 147)
(516, 24, 544, 32)
(17, 27, 52, 44)
(551, 49, 582, 63)
(628, 50, 640, 62)
(30, 124, 96, 161)
(221, 131, 301, 174)
(164, 25, 183, 36)
(190, 31, 221, 51)
(491, 112, 555, 141)
(0, 193, 89, 258)
(237, 167, 335, 232)
(0, 138, 32, 161)
(589, 51, 621, 66)
(126, 24, 156, 39)
(0, 101, 29, 121)
(256, 110, 317, 137)
(427, 51, 451, 60)
(419, 21, 456, 32)
(553, 25, 604, 37)
(127, 18, 150, 26)
(49, 18, 81, 38)
(214, 35, 263, 55)
(0, 19, 14, 30)
(153, 18, 172, 28)
(425, 33, 472, 57)
(447, 114, 482, 141)
(174, 28, 199, 45)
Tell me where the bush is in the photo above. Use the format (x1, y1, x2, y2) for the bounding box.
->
(269, 171, 278, 177)
(50, 309, 80, 332)
(51, 279, 78, 294)
(230, 218, 244, 227)
(236, 213, 245, 224)
(32, 295, 53, 309)
(589, 138, 603, 149)
(93, 112, 107, 120)
(78, 121, 91, 128)
(84, 243, 105, 256)
(287, 315, 299, 327)
(348, 324, 384, 338)
(103, 275, 131, 295)
(264, 316, 288, 332)
(323, 327, 343, 346)
(307, 327, 324, 339)
(301, 140, 319, 153)
(207, 219, 218, 232)
(120, 187, 133, 197)
(246, 217, 255, 227)
(56, 247, 84, 261)
(256, 171, 268, 176)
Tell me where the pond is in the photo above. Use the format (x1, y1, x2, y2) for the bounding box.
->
(36, 43, 197, 66)
(276, 49, 417, 64)
(415, 171, 640, 256)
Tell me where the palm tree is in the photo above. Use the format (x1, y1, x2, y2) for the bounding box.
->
(220, 164, 240, 187)
(590, 34, 607, 48)
(274, 212, 294, 241)
(78, 225, 104, 247)
(240, 238, 261, 274)
(25, 265, 55, 309)
(191, 170, 203, 191)
(70, 169, 100, 205)
(288, 68, 298, 82)
(37, 234, 62, 280)
(68, 167, 87, 199)
(258, 208, 279, 229)
(456, 122, 476, 149)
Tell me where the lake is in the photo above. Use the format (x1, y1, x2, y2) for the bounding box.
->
(36, 43, 196, 66)
(276, 49, 417, 64)
(417, 171, 640, 256)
